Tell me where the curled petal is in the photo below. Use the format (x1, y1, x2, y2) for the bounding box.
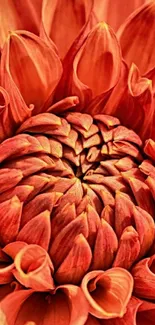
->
(1, 30, 63, 120)
(99, 296, 142, 325)
(41, 0, 93, 59)
(3, 241, 28, 260)
(132, 254, 155, 299)
(81, 268, 133, 319)
(13, 244, 54, 291)
(104, 62, 154, 141)
(47, 96, 79, 113)
(0, 87, 13, 141)
(117, 2, 155, 75)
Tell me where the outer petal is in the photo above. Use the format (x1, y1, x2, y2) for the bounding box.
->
(0, 285, 88, 325)
(70, 22, 121, 109)
(1, 30, 63, 121)
(99, 296, 142, 325)
(81, 268, 133, 319)
(0, 0, 42, 48)
(104, 63, 154, 141)
(137, 299, 155, 325)
(94, 0, 147, 32)
(50, 285, 89, 325)
(0, 289, 40, 325)
(41, 0, 93, 59)
(0, 87, 14, 142)
(117, 1, 155, 75)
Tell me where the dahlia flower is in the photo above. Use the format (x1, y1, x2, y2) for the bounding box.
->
(0, 0, 155, 324)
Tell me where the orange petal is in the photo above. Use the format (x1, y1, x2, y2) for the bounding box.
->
(0, 168, 23, 194)
(47, 285, 89, 325)
(125, 176, 155, 216)
(94, 0, 146, 31)
(0, 289, 34, 325)
(21, 192, 61, 226)
(0, 196, 22, 246)
(104, 62, 154, 141)
(85, 315, 101, 325)
(50, 212, 89, 268)
(98, 296, 142, 325)
(81, 268, 133, 319)
(50, 203, 76, 239)
(117, 2, 155, 75)
(144, 139, 155, 161)
(0, 0, 42, 48)
(0, 87, 14, 141)
(55, 234, 92, 284)
(91, 219, 118, 270)
(137, 299, 155, 325)
(13, 244, 54, 291)
(1, 30, 63, 120)
(113, 226, 140, 269)
(0, 264, 14, 285)
(17, 210, 51, 250)
(132, 206, 155, 258)
(71, 22, 121, 108)
(41, 0, 93, 59)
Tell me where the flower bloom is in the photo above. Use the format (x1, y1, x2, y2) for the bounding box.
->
(0, 1, 155, 324)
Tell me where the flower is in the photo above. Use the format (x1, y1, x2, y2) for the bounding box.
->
(0, 0, 155, 324)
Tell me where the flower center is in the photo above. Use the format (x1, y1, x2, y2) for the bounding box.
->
(0, 111, 155, 285)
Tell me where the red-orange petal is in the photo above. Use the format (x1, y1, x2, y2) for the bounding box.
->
(71, 22, 121, 109)
(132, 254, 155, 299)
(0, 0, 42, 48)
(94, 0, 147, 32)
(0, 196, 22, 246)
(55, 234, 92, 284)
(117, 1, 155, 75)
(41, 0, 93, 59)
(17, 210, 51, 250)
(1, 30, 63, 121)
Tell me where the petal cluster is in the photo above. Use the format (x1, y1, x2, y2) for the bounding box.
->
(0, 1, 155, 324)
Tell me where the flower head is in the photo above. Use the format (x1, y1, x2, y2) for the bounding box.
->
(0, 1, 155, 324)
